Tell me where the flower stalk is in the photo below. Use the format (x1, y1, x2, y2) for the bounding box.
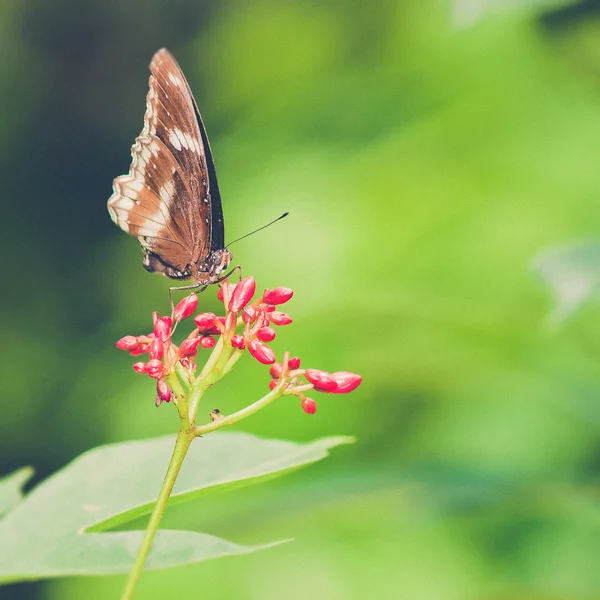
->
(117, 277, 362, 600)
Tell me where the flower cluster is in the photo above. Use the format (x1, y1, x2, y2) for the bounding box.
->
(116, 277, 361, 414)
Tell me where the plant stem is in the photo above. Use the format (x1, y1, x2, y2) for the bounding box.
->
(194, 383, 285, 436)
(120, 428, 194, 600)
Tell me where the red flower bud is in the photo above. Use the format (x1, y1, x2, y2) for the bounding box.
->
(132, 362, 146, 374)
(265, 304, 276, 312)
(179, 337, 202, 358)
(248, 340, 276, 364)
(153, 317, 172, 342)
(257, 326, 276, 342)
(156, 379, 172, 402)
(116, 335, 139, 351)
(199, 336, 216, 349)
(206, 316, 226, 335)
(269, 363, 283, 379)
(301, 397, 317, 414)
(193, 312, 217, 331)
(304, 369, 337, 392)
(149, 337, 164, 360)
(145, 359, 165, 379)
(270, 311, 293, 326)
(129, 342, 150, 356)
(242, 307, 257, 324)
(217, 286, 225, 302)
(173, 294, 198, 321)
(263, 287, 294, 305)
(288, 356, 301, 370)
(330, 372, 362, 394)
(229, 276, 256, 313)
(231, 335, 246, 349)
(268, 379, 278, 391)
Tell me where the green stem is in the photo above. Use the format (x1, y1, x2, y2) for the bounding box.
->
(120, 428, 194, 600)
(194, 383, 285, 436)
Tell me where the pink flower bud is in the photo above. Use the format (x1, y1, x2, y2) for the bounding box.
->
(330, 372, 362, 394)
(268, 380, 278, 391)
(153, 317, 172, 342)
(229, 277, 256, 313)
(248, 340, 276, 365)
(269, 363, 283, 379)
(145, 359, 165, 379)
(179, 337, 202, 358)
(304, 369, 337, 392)
(206, 317, 226, 335)
(217, 286, 225, 302)
(263, 287, 294, 305)
(129, 342, 150, 356)
(231, 335, 246, 349)
(301, 397, 317, 414)
(155, 396, 163, 407)
(156, 379, 172, 402)
(265, 304, 276, 312)
(116, 335, 138, 351)
(257, 326, 276, 342)
(270, 311, 293, 326)
(288, 356, 301, 370)
(193, 312, 217, 331)
(149, 337, 164, 360)
(242, 307, 257, 324)
(132, 362, 146, 374)
(173, 294, 198, 321)
(199, 336, 216, 349)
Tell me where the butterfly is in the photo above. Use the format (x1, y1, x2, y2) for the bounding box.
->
(107, 48, 232, 295)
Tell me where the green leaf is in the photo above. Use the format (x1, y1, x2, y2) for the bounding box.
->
(533, 241, 600, 325)
(0, 467, 34, 519)
(0, 432, 352, 583)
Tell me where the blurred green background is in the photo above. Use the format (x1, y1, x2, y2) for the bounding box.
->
(3, 0, 600, 598)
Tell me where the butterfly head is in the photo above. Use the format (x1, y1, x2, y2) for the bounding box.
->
(195, 248, 233, 284)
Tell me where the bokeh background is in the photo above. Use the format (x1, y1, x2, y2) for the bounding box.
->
(3, 0, 600, 598)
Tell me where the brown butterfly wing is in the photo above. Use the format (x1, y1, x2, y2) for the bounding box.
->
(107, 49, 214, 279)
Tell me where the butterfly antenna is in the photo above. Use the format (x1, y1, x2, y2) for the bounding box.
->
(226, 212, 289, 248)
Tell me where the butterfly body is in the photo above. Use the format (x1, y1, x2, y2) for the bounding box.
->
(107, 48, 231, 287)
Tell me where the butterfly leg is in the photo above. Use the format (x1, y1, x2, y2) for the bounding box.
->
(169, 282, 207, 314)
(217, 265, 242, 284)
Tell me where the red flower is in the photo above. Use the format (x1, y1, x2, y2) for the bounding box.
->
(248, 340, 276, 365)
(194, 312, 217, 331)
(156, 379, 172, 402)
(199, 336, 216, 349)
(270, 311, 293, 326)
(153, 317, 172, 343)
(257, 326, 276, 342)
(304, 369, 337, 392)
(301, 397, 317, 414)
(330, 372, 362, 394)
(229, 277, 256, 313)
(269, 363, 283, 379)
(231, 335, 246, 349)
(149, 337, 164, 360)
(116, 335, 139, 351)
(179, 337, 202, 358)
(173, 294, 198, 321)
(263, 287, 294, 305)
(116, 277, 362, 414)
(145, 359, 165, 379)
